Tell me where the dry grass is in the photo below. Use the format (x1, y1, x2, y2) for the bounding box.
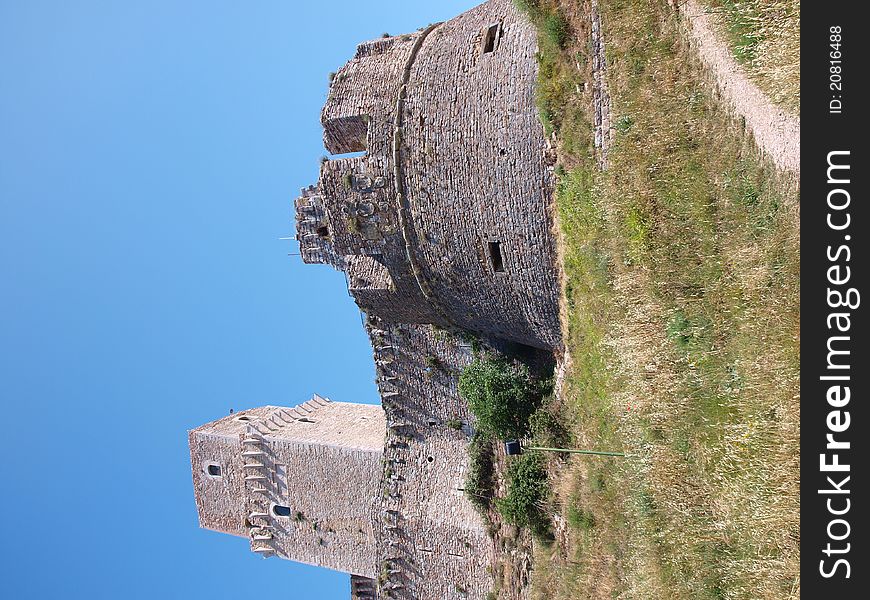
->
(513, 0, 800, 598)
(702, 0, 800, 113)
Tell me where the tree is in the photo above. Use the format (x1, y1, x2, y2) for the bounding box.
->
(458, 356, 541, 439)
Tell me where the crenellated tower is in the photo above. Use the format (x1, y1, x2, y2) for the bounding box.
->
(189, 397, 386, 578)
(192, 1, 565, 598)
(296, 0, 562, 350)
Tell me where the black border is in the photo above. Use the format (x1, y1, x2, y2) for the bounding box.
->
(802, 3, 867, 595)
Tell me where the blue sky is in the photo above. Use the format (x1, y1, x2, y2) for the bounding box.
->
(0, 1, 477, 597)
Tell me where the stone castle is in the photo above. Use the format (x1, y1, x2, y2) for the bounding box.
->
(189, 0, 561, 598)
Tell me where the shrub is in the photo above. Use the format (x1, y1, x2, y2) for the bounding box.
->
(513, 0, 542, 17)
(514, 1, 569, 50)
(464, 432, 495, 512)
(496, 452, 552, 540)
(458, 356, 543, 439)
(542, 12, 570, 49)
(528, 401, 571, 448)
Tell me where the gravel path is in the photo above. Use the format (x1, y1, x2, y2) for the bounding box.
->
(677, 0, 800, 174)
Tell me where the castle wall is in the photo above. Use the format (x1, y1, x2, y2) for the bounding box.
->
(366, 317, 494, 599)
(189, 430, 249, 537)
(193, 1, 569, 595)
(298, 0, 562, 350)
(259, 433, 382, 577)
(321, 35, 416, 157)
(399, 0, 561, 349)
(190, 325, 498, 596)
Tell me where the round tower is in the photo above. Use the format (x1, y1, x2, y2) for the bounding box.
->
(297, 0, 561, 349)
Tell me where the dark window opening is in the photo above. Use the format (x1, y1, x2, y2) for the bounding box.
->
(427, 456, 434, 463)
(324, 115, 369, 154)
(236, 415, 251, 421)
(297, 417, 315, 423)
(488, 241, 505, 273)
(207, 464, 222, 477)
(273, 505, 293, 517)
(482, 24, 499, 54)
(316, 226, 329, 238)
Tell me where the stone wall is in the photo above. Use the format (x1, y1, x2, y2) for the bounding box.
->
(190, 322, 497, 598)
(189, 400, 386, 578)
(400, 0, 561, 349)
(193, 1, 568, 597)
(296, 0, 562, 351)
(351, 575, 379, 600)
(366, 317, 494, 599)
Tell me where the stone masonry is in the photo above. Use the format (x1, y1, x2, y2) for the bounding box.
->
(189, 399, 386, 577)
(190, 1, 563, 598)
(296, 0, 561, 351)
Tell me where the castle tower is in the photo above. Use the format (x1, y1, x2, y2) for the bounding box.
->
(188, 396, 386, 578)
(296, 0, 562, 350)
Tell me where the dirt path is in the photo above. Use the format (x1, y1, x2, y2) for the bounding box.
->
(676, 0, 800, 174)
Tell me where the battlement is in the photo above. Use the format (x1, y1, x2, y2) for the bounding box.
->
(192, 1, 567, 598)
(320, 33, 419, 156)
(189, 322, 496, 598)
(295, 0, 562, 350)
(189, 397, 386, 577)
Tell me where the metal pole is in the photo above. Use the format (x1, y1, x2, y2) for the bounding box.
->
(525, 446, 626, 457)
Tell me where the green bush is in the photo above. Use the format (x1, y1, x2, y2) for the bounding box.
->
(464, 432, 495, 512)
(542, 12, 570, 49)
(496, 452, 552, 540)
(459, 356, 543, 439)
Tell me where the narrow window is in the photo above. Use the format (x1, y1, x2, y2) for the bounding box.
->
(482, 24, 499, 54)
(206, 464, 222, 477)
(323, 115, 369, 154)
(488, 241, 505, 273)
(273, 505, 293, 517)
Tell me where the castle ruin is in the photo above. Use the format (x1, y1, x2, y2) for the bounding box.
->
(190, 1, 562, 598)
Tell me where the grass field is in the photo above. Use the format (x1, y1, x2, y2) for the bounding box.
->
(511, 1, 801, 598)
(702, 0, 800, 113)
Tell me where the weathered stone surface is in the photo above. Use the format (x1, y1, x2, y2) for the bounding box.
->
(192, 1, 565, 598)
(189, 321, 495, 597)
(367, 318, 494, 600)
(189, 400, 385, 577)
(296, 0, 562, 351)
